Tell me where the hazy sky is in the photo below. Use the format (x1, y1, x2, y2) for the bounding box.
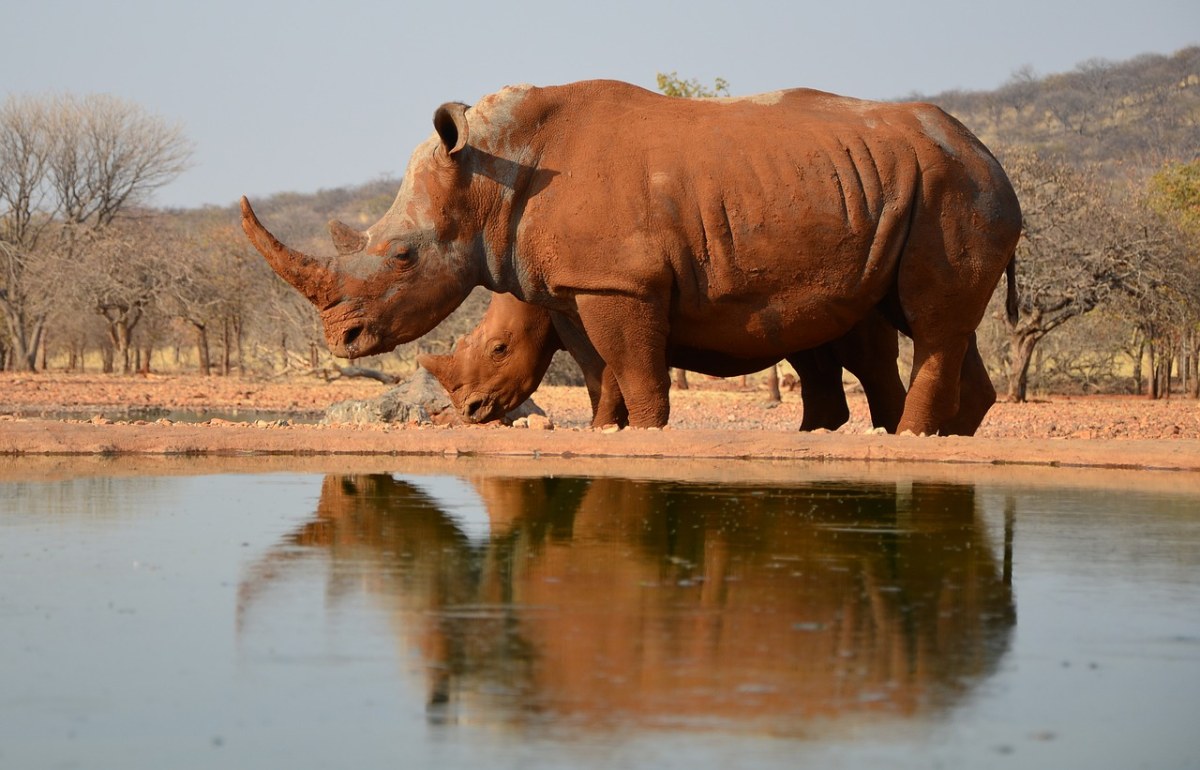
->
(3, 0, 1196, 209)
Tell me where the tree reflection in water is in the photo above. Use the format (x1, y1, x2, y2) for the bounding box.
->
(239, 473, 1015, 735)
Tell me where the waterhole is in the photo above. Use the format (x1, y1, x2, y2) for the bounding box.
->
(1, 462, 1196, 768)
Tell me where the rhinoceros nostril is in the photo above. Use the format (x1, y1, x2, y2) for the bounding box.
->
(464, 397, 485, 422)
(343, 326, 363, 348)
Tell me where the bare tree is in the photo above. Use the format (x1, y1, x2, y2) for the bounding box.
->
(1112, 215, 1197, 398)
(0, 93, 191, 371)
(764, 364, 782, 403)
(162, 226, 222, 375)
(64, 217, 172, 373)
(193, 216, 276, 376)
(0, 97, 57, 369)
(1001, 147, 1196, 401)
(1000, 149, 1136, 401)
(46, 94, 192, 227)
(1000, 65, 1039, 117)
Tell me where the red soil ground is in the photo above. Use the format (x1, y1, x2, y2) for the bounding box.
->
(0, 373, 1197, 472)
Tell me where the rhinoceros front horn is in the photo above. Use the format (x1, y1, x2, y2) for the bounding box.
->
(240, 196, 340, 309)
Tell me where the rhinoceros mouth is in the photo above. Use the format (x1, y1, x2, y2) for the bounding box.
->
(329, 322, 385, 360)
(460, 393, 501, 424)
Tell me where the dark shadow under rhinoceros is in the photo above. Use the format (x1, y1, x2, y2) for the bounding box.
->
(242, 79, 1019, 435)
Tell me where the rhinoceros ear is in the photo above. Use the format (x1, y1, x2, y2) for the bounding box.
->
(433, 102, 470, 156)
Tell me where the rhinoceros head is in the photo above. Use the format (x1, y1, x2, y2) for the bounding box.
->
(418, 292, 560, 423)
(241, 103, 484, 359)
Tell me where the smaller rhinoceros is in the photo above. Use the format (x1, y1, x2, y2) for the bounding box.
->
(418, 291, 910, 432)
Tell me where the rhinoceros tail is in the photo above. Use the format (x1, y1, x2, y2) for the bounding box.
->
(1005, 256, 1019, 326)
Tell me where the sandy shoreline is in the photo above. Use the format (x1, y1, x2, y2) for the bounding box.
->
(1, 374, 1197, 483)
(2, 417, 1197, 472)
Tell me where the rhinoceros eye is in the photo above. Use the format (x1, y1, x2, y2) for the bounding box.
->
(490, 341, 508, 361)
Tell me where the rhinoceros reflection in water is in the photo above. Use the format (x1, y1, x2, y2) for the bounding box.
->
(239, 474, 1014, 733)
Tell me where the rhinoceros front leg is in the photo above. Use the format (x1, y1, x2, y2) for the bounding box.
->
(786, 347, 851, 432)
(551, 314, 630, 428)
(938, 333, 995, 436)
(831, 310, 906, 433)
(575, 294, 670, 429)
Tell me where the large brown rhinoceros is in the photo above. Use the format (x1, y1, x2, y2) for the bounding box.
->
(417, 291, 909, 433)
(242, 79, 1020, 435)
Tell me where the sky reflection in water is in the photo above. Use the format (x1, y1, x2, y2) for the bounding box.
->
(0, 467, 1197, 769)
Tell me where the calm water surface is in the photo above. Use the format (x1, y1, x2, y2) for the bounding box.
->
(1, 464, 1197, 769)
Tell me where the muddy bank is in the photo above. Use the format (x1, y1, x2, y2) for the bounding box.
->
(1, 417, 1197, 473)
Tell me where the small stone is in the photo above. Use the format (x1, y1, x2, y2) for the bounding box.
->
(600, 424, 621, 434)
(527, 414, 553, 430)
(511, 417, 530, 428)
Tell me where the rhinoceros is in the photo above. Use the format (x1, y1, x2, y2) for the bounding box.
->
(242, 79, 1019, 435)
(417, 291, 909, 432)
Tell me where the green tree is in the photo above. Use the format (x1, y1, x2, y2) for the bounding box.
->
(655, 72, 730, 99)
(1145, 159, 1200, 396)
(1148, 159, 1200, 238)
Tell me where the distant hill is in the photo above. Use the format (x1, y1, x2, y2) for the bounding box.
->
(230, 177, 401, 253)
(234, 47, 1199, 236)
(912, 46, 1199, 179)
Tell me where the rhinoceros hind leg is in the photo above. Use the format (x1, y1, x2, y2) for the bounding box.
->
(898, 334, 969, 436)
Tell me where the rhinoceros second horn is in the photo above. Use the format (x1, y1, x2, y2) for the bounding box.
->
(328, 219, 369, 256)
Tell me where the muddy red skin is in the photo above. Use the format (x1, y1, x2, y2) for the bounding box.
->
(419, 292, 912, 432)
(242, 79, 1018, 435)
